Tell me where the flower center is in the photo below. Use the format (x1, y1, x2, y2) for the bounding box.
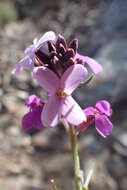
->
(94, 108, 99, 116)
(35, 103, 41, 108)
(56, 89, 67, 99)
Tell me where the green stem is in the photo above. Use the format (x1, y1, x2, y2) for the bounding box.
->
(68, 124, 83, 190)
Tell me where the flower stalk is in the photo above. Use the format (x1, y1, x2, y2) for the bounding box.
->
(68, 124, 83, 190)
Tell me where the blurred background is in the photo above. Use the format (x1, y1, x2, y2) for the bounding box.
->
(0, 0, 127, 190)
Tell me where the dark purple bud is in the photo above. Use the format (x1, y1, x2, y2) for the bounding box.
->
(50, 57, 63, 77)
(48, 41, 56, 53)
(59, 44, 66, 55)
(56, 34, 67, 50)
(63, 48, 75, 62)
(68, 57, 75, 65)
(50, 51, 57, 59)
(35, 50, 50, 65)
(69, 38, 78, 53)
(76, 58, 84, 64)
(53, 56, 59, 63)
(64, 58, 75, 70)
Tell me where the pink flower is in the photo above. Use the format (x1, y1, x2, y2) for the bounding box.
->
(22, 95, 44, 131)
(33, 64, 88, 127)
(12, 31, 56, 75)
(75, 53, 102, 74)
(77, 100, 113, 138)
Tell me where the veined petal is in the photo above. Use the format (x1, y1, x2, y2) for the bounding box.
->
(60, 64, 88, 95)
(12, 56, 33, 75)
(62, 96, 86, 125)
(33, 66, 59, 94)
(76, 53, 102, 74)
(41, 95, 62, 127)
(95, 100, 112, 117)
(95, 115, 113, 138)
(35, 31, 56, 50)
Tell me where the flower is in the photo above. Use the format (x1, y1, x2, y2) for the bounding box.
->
(77, 100, 113, 138)
(33, 64, 88, 127)
(12, 31, 56, 75)
(22, 95, 44, 131)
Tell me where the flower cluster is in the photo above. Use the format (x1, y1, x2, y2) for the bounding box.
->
(13, 31, 113, 138)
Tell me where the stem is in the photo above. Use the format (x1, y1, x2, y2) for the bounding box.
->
(68, 124, 83, 190)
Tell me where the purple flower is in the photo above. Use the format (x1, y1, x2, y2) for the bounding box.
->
(77, 100, 113, 138)
(22, 95, 44, 131)
(33, 64, 88, 127)
(75, 53, 102, 74)
(12, 31, 56, 75)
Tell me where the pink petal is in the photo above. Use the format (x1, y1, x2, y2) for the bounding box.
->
(95, 100, 112, 117)
(22, 106, 43, 132)
(33, 66, 59, 94)
(35, 31, 56, 50)
(62, 95, 86, 125)
(76, 53, 102, 74)
(60, 64, 88, 95)
(22, 95, 44, 132)
(95, 115, 113, 138)
(41, 95, 62, 127)
(12, 56, 33, 75)
(84, 106, 95, 117)
(25, 44, 34, 55)
(25, 94, 41, 107)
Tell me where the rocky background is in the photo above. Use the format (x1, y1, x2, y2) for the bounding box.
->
(0, 0, 127, 190)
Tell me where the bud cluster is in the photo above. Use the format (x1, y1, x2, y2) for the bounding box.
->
(35, 34, 79, 77)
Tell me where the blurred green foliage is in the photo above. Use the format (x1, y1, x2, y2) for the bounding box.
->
(0, 1, 18, 25)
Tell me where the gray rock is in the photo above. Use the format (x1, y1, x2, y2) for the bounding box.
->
(101, 0, 127, 34)
(72, 1, 127, 120)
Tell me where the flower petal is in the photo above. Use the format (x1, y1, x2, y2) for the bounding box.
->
(84, 106, 95, 116)
(33, 66, 59, 94)
(60, 64, 88, 95)
(12, 56, 33, 75)
(76, 53, 102, 74)
(95, 100, 112, 117)
(41, 95, 62, 127)
(25, 94, 41, 108)
(25, 44, 34, 55)
(62, 96, 86, 125)
(12, 31, 56, 75)
(95, 115, 113, 138)
(35, 31, 56, 50)
(22, 108, 43, 132)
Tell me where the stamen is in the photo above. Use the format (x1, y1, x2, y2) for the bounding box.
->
(56, 89, 67, 98)
(34, 57, 42, 66)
